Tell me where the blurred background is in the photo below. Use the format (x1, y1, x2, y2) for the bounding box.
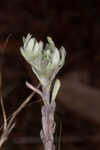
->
(0, 0, 100, 150)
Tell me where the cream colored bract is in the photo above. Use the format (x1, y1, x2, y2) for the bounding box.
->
(20, 34, 66, 87)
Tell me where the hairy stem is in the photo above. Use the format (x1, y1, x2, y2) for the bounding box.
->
(40, 86, 56, 150)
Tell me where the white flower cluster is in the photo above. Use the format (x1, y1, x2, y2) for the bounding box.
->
(20, 34, 66, 87)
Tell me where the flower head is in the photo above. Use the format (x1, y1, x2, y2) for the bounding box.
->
(20, 34, 66, 87)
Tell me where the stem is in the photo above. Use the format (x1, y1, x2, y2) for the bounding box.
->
(40, 86, 56, 150)
(42, 86, 50, 105)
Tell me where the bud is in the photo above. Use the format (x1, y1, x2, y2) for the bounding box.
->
(20, 34, 66, 87)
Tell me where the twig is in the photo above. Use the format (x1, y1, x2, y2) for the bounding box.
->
(3, 34, 12, 50)
(0, 97, 7, 130)
(58, 120, 62, 150)
(0, 84, 40, 148)
(11, 91, 34, 121)
(0, 97, 15, 148)
(26, 81, 42, 97)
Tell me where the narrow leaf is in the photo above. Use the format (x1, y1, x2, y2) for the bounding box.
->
(51, 79, 61, 103)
